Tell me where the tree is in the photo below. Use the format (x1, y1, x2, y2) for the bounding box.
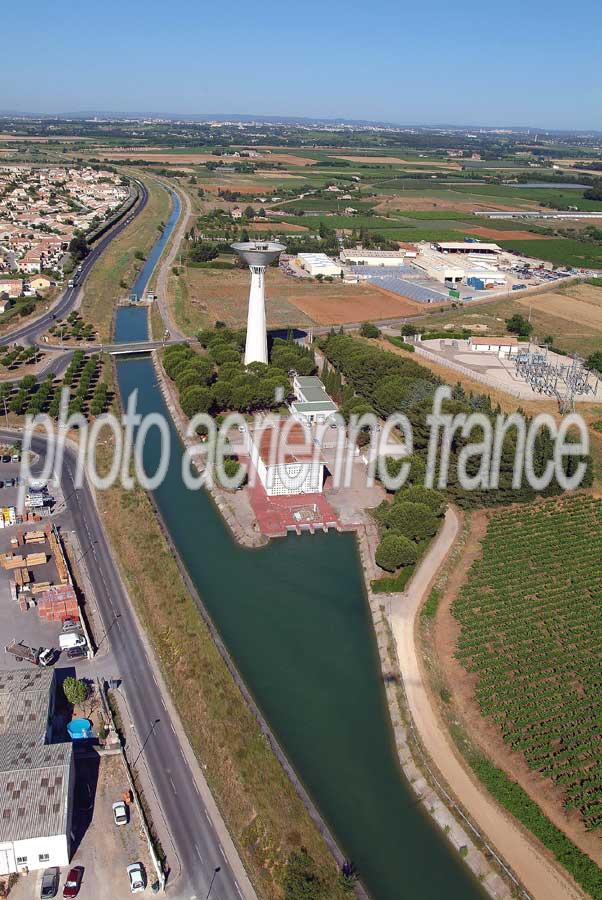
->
(359, 322, 380, 339)
(68, 235, 89, 262)
(383, 501, 439, 541)
(506, 314, 533, 337)
(63, 677, 89, 706)
(585, 350, 602, 376)
(180, 386, 211, 418)
(375, 533, 418, 572)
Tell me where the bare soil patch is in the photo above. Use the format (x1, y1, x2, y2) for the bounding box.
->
(287, 282, 424, 324)
(465, 226, 552, 240)
(434, 508, 602, 866)
(375, 196, 539, 214)
(516, 284, 602, 330)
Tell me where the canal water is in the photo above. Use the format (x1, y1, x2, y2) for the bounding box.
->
(112, 199, 485, 900)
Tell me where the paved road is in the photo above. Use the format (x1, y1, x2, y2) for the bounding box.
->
(4, 428, 253, 900)
(3, 181, 148, 347)
(389, 508, 583, 900)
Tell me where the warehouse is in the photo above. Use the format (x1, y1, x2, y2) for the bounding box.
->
(296, 253, 343, 278)
(433, 241, 502, 255)
(290, 375, 338, 425)
(0, 669, 74, 876)
(340, 248, 408, 267)
(247, 421, 325, 496)
(414, 246, 465, 285)
(415, 245, 505, 287)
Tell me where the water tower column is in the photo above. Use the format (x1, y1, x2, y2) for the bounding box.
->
(245, 264, 268, 365)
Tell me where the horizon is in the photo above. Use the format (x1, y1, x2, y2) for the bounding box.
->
(5, 0, 602, 132)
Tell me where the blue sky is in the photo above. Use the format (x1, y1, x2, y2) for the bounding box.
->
(3, 0, 601, 129)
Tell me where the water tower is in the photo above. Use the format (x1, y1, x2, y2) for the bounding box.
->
(231, 240, 285, 365)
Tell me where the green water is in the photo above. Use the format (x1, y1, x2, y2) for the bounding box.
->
(115, 353, 484, 900)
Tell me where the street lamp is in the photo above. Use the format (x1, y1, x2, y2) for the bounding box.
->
(206, 866, 221, 900)
(131, 718, 161, 769)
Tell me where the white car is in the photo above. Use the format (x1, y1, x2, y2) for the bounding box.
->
(112, 801, 128, 826)
(127, 863, 146, 894)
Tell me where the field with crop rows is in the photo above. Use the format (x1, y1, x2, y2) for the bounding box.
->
(453, 495, 602, 832)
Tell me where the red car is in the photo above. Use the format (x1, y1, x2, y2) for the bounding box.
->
(62, 867, 83, 898)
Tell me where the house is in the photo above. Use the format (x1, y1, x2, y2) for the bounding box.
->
(231, 207, 243, 220)
(291, 375, 338, 425)
(28, 276, 51, 292)
(247, 420, 325, 496)
(0, 670, 74, 876)
(0, 279, 23, 299)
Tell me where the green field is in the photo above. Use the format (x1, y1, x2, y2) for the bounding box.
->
(499, 238, 602, 269)
(453, 495, 602, 832)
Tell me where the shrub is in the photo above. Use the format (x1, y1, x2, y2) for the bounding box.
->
(359, 322, 380, 339)
(375, 533, 418, 572)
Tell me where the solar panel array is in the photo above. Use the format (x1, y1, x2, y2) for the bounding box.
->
(351, 265, 417, 277)
(378, 278, 447, 303)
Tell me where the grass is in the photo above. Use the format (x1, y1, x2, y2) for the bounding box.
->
(81, 175, 171, 340)
(406, 287, 602, 357)
(499, 238, 602, 269)
(94, 391, 347, 900)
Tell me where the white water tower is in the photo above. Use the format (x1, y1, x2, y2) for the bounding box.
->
(231, 240, 285, 365)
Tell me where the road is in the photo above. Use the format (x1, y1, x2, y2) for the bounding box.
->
(4, 428, 254, 900)
(2, 180, 148, 346)
(388, 508, 584, 900)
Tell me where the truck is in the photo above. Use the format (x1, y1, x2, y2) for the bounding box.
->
(59, 632, 86, 651)
(5, 640, 55, 666)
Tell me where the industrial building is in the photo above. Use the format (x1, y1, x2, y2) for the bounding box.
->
(433, 241, 502, 255)
(247, 421, 325, 496)
(0, 669, 74, 876)
(340, 248, 408, 267)
(415, 245, 505, 288)
(290, 375, 338, 425)
(468, 336, 522, 357)
(296, 253, 343, 278)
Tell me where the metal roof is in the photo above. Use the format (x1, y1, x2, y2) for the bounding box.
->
(294, 376, 335, 405)
(0, 669, 72, 842)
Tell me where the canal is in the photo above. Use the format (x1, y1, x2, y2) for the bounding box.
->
(112, 194, 485, 900)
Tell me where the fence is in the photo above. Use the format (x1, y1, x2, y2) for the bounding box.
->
(411, 344, 531, 399)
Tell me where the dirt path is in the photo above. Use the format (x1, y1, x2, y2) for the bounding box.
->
(388, 508, 585, 900)
(155, 183, 191, 341)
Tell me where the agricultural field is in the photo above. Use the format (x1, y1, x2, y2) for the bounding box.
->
(176, 264, 424, 333)
(408, 281, 602, 357)
(453, 495, 602, 833)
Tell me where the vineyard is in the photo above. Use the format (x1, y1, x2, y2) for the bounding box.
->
(453, 495, 602, 834)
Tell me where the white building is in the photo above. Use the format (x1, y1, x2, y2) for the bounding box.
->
(340, 248, 407, 267)
(247, 421, 325, 496)
(291, 375, 338, 425)
(296, 253, 343, 278)
(415, 245, 505, 287)
(433, 241, 502, 255)
(468, 336, 522, 357)
(0, 670, 74, 876)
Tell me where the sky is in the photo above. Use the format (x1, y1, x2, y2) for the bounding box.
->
(2, 0, 601, 130)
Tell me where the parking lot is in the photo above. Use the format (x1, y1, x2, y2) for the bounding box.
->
(9, 755, 154, 900)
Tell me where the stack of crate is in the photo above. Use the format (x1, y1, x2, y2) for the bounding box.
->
(0, 553, 26, 570)
(47, 526, 69, 585)
(25, 552, 47, 567)
(36, 584, 79, 623)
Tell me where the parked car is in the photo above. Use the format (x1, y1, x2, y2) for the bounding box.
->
(61, 618, 81, 632)
(0, 481, 4, 489)
(62, 866, 83, 898)
(112, 800, 128, 826)
(1, 455, 11, 463)
(127, 863, 146, 894)
(66, 646, 88, 660)
(40, 868, 59, 899)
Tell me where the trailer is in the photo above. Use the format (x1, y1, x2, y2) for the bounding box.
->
(5, 640, 54, 667)
(5, 639, 40, 665)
